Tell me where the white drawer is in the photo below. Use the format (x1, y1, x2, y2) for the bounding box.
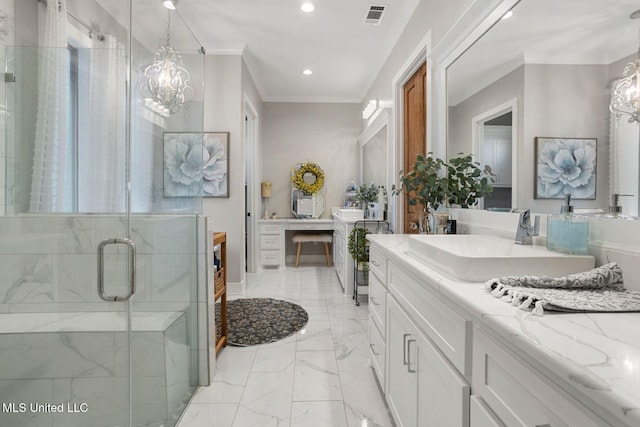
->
(368, 244, 386, 283)
(287, 222, 333, 231)
(369, 319, 385, 390)
(368, 272, 386, 337)
(388, 262, 470, 375)
(260, 250, 280, 266)
(473, 329, 608, 427)
(260, 235, 281, 250)
(260, 223, 281, 235)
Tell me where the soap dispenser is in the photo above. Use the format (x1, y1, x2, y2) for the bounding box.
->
(599, 193, 636, 219)
(546, 194, 589, 255)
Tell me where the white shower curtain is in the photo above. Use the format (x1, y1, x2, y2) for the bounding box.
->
(29, 0, 71, 212)
(78, 34, 126, 213)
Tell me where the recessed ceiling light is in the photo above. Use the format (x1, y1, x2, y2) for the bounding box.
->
(501, 10, 513, 20)
(300, 2, 315, 13)
(163, 0, 177, 10)
(302, 69, 313, 75)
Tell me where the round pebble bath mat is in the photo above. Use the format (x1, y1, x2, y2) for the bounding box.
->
(215, 297, 309, 346)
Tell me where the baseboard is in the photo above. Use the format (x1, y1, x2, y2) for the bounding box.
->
(227, 280, 245, 297)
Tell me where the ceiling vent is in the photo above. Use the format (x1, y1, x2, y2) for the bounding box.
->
(364, 5, 386, 25)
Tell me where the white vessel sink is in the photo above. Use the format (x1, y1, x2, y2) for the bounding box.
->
(408, 234, 595, 282)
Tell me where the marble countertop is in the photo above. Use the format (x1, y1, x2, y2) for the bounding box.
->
(367, 234, 640, 427)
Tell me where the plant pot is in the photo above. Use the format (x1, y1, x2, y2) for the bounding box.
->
(356, 268, 369, 286)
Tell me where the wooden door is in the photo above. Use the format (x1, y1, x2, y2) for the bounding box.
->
(403, 62, 426, 233)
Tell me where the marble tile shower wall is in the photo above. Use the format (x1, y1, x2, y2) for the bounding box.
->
(0, 214, 201, 313)
(0, 0, 14, 216)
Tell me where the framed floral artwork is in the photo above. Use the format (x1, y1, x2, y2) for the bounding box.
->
(534, 137, 596, 199)
(163, 132, 229, 197)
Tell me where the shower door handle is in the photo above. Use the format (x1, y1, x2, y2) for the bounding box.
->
(97, 238, 136, 302)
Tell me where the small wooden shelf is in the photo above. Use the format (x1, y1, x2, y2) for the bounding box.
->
(213, 232, 227, 355)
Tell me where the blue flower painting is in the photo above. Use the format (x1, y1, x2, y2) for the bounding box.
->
(164, 132, 229, 197)
(535, 137, 596, 199)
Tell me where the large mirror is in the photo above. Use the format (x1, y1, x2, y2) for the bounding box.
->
(360, 113, 389, 188)
(447, 0, 640, 216)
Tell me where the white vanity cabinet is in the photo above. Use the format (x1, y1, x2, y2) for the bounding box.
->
(472, 328, 608, 427)
(469, 396, 504, 427)
(387, 296, 470, 427)
(367, 244, 388, 390)
(368, 235, 635, 427)
(332, 215, 356, 296)
(384, 257, 471, 427)
(259, 222, 283, 267)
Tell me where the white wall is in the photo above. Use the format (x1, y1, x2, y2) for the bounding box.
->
(202, 55, 244, 287)
(202, 54, 263, 290)
(522, 64, 610, 213)
(448, 65, 523, 159)
(261, 102, 361, 218)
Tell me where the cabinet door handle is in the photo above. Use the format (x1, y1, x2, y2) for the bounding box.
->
(534, 425, 551, 427)
(370, 296, 379, 305)
(407, 339, 416, 373)
(370, 343, 379, 356)
(403, 333, 411, 365)
(371, 260, 380, 267)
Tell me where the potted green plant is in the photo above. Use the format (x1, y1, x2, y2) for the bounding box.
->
(445, 153, 494, 208)
(348, 226, 370, 285)
(356, 183, 380, 218)
(392, 153, 494, 233)
(392, 153, 447, 233)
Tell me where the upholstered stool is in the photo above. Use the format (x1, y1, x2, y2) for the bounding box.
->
(292, 233, 333, 268)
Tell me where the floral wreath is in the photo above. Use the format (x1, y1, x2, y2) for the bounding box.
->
(291, 162, 325, 195)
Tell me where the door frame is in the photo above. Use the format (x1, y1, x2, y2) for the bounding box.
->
(392, 31, 432, 234)
(471, 98, 518, 209)
(244, 94, 259, 273)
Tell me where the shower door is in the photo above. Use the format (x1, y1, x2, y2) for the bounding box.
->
(0, 0, 204, 426)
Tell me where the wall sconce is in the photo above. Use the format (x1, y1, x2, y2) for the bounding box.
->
(362, 99, 378, 120)
(610, 9, 640, 123)
(261, 181, 272, 219)
(140, 9, 194, 116)
(362, 99, 392, 121)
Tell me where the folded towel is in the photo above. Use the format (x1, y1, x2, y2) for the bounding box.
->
(484, 263, 640, 315)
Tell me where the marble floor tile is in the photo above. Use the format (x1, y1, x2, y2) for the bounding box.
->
(233, 367, 294, 427)
(251, 341, 296, 373)
(290, 401, 348, 427)
(177, 402, 237, 427)
(296, 320, 334, 351)
(180, 266, 394, 427)
(293, 351, 342, 401)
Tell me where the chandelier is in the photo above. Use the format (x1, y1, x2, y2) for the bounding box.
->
(140, 9, 194, 116)
(610, 10, 640, 123)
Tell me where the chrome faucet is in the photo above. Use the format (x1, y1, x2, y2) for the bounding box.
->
(514, 209, 540, 245)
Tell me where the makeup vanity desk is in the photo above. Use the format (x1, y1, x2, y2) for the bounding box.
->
(257, 218, 334, 268)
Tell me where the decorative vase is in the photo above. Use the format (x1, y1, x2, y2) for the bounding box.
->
(418, 206, 436, 234)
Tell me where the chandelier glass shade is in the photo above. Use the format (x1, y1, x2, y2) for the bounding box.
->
(610, 10, 640, 124)
(140, 11, 193, 116)
(610, 59, 640, 123)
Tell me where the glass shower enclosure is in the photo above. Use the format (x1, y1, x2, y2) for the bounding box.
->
(0, 0, 205, 426)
